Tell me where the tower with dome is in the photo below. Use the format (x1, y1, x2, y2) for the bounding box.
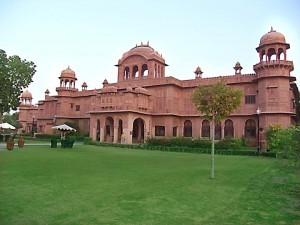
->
(19, 29, 298, 148)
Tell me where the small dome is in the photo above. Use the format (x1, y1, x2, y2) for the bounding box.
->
(45, 89, 50, 94)
(259, 27, 286, 46)
(234, 62, 243, 69)
(194, 66, 203, 76)
(102, 79, 108, 86)
(82, 82, 87, 87)
(60, 66, 76, 79)
(101, 85, 117, 93)
(21, 90, 32, 99)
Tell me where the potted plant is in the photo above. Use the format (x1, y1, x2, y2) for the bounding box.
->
(6, 137, 15, 150)
(18, 136, 25, 148)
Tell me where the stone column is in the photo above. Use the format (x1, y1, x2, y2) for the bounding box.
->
(100, 126, 105, 142)
(113, 125, 119, 143)
(221, 124, 225, 140)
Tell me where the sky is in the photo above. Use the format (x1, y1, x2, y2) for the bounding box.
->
(1, 0, 300, 104)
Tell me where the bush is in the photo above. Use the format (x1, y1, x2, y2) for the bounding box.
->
(84, 137, 92, 145)
(35, 133, 60, 140)
(216, 138, 243, 151)
(265, 125, 300, 166)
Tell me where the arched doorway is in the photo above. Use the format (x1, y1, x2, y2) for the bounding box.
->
(183, 120, 192, 137)
(105, 117, 114, 142)
(132, 118, 145, 144)
(201, 120, 210, 138)
(96, 119, 100, 141)
(224, 119, 234, 138)
(245, 119, 256, 138)
(118, 119, 123, 143)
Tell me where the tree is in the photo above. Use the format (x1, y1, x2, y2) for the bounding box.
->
(0, 49, 36, 122)
(192, 81, 243, 178)
(3, 112, 23, 130)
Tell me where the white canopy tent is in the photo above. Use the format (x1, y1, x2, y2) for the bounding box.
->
(0, 122, 16, 130)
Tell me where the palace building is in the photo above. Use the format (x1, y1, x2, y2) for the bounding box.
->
(19, 28, 298, 145)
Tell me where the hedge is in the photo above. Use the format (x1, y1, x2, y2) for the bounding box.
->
(88, 141, 275, 157)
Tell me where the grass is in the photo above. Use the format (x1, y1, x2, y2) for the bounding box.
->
(0, 145, 299, 225)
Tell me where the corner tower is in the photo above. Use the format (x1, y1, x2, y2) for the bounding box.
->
(253, 27, 296, 127)
(115, 42, 168, 82)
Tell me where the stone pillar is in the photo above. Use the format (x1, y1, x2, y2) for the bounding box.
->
(92, 127, 96, 141)
(221, 125, 225, 140)
(100, 126, 105, 142)
(113, 126, 119, 143)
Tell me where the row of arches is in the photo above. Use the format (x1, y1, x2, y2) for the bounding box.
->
(60, 79, 76, 89)
(123, 63, 164, 80)
(259, 47, 286, 62)
(96, 117, 145, 144)
(96, 117, 258, 144)
(182, 119, 257, 139)
(124, 64, 148, 80)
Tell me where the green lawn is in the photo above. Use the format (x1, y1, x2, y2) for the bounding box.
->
(0, 145, 299, 225)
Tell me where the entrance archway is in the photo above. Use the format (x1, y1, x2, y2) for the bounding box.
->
(105, 117, 114, 142)
(132, 118, 145, 144)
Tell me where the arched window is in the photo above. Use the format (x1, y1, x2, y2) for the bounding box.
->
(278, 48, 284, 60)
(267, 48, 276, 61)
(133, 65, 139, 78)
(224, 119, 234, 138)
(142, 64, 148, 77)
(245, 119, 256, 138)
(183, 120, 192, 137)
(124, 67, 130, 79)
(201, 120, 210, 138)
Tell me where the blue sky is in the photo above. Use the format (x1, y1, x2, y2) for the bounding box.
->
(1, 0, 299, 104)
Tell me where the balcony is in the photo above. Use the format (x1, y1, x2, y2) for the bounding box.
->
(253, 60, 293, 71)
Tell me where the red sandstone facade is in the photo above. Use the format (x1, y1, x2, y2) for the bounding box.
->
(19, 28, 298, 145)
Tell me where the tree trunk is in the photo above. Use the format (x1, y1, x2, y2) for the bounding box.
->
(211, 115, 215, 179)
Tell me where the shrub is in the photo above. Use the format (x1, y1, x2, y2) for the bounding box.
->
(84, 137, 92, 145)
(216, 138, 243, 151)
(35, 133, 60, 140)
(265, 125, 300, 166)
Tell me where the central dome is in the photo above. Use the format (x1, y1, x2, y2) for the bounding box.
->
(118, 42, 166, 64)
(259, 27, 286, 46)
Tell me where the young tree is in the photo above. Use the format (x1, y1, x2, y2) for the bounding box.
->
(192, 81, 243, 178)
(0, 49, 36, 122)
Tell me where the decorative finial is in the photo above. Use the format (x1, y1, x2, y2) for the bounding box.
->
(147, 41, 149, 46)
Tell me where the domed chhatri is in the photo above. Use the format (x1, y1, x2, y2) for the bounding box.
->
(60, 66, 77, 79)
(259, 27, 286, 47)
(21, 90, 32, 99)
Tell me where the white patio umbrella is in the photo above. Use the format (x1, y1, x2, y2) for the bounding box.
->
(52, 124, 76, 140)
(52, 124, 76, 132)
(0, 122, 16, 130)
